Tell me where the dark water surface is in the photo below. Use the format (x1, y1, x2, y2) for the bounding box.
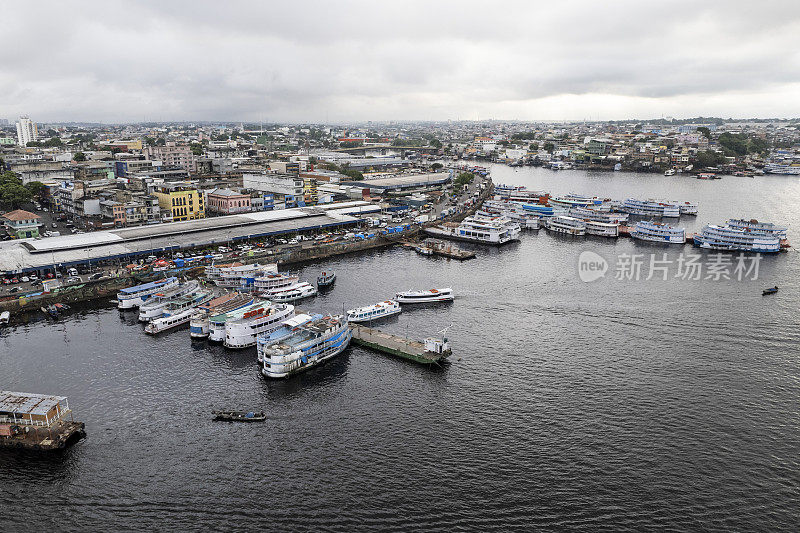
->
(2, 166, 799, 531)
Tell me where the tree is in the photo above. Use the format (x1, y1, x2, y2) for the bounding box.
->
(73, 151, 87, 161)
(340, 140, 363, 148)
(543, 142, 555, 154)
(0, 171, 33, 209)
(144, 136, 156, 146)
(190, 143, 204, 156)
(430, 138, 442, 149)
(431, 162, 443, 171)
(529, 142, 539, 151)
(25, 181, 45, 200)
(694, 150, 727, 168)
(718, 132, 748, 156)
(155, 137, 166, 146)
(696, 127, 711, 139)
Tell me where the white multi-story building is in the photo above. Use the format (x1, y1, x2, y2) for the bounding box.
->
(15, 116, 38, 147)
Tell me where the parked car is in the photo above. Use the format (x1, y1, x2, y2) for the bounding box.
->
(21, 276, 30, 283)
(89, 273, 104, 280)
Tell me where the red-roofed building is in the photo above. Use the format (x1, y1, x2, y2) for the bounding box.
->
(1, 209, 42, 239)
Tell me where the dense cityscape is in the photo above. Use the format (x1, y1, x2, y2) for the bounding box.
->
(4, 1, 800, 531)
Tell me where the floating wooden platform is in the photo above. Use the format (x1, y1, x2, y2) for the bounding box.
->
(349, 324, 450, 365)
(401, 240, 476, 260)
(0, 420, 85, 451)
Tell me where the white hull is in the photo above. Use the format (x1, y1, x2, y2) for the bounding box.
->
(347, 308, 401, 323)
(395, 288, 454, 304)
(145, 308, 194, 334)
(259, 319, 352, 379)
(224, 304, 295, 349)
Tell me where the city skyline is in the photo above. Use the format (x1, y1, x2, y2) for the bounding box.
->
(3, 1, 800, 123)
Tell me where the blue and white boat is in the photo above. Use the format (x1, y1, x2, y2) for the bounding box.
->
(619, 199, 680, 218)
(694, 224, 781, 253)
(137, 280, 200, 322)
(630, 221, 686, 244)
(726, 219, 788, 239)
(347, 300, 402, 323)
(117, 277, 180, 309)
(258, 314, 352, 378)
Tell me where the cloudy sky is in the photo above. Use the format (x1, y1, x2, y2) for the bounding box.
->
(2, 1, 800, 123)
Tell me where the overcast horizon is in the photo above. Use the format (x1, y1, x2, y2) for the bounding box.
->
(3, 0, 800, 123)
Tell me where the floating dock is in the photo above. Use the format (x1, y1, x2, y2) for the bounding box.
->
(349, 324, 451, 365)
(402, 240, 476, 260)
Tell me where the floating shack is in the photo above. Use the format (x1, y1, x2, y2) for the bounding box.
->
(0, 391, 85, 451)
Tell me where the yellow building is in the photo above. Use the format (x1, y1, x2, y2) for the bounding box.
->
(153, 183, 205, 222)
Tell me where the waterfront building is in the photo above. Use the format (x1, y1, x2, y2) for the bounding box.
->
(15, 116, 38, 147)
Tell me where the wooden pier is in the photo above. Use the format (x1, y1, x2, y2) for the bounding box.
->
(349, 324, 451, 365)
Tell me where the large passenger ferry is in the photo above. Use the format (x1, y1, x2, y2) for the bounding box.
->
(545, 215, 586, 235)
(630, 221, 686, 244)
(693, 224, 781, 253)
(189, 293, 256, 339)
(215, 263, 278, 289)
(137, 280, 200, 322)
(569, 207, 628, 224)
(253, 272, 300, 295)
(347, 300, 402, 323)
(117, 277, 180, 309)
(224, 303, 296, 349)
(424, 215, 521, 245)
(257, 314, 352, 379)
(207, 299, 269, 343)
(143, 288, 214, 334)
(263, 282, 318, 303)
(726, 219, 788, 238)
(585, 220, 619, 237)
(619, 199, 681, 218)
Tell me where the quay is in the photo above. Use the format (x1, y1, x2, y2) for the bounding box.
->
(0, 391, 86, 452)
(349, 324, 451, 365)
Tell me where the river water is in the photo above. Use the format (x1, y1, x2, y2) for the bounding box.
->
(2, 165, 799, 531)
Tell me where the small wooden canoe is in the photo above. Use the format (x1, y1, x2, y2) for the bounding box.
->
(212, 410, 266, 422)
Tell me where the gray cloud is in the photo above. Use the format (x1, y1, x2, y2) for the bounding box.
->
(1, 0, 799, 122)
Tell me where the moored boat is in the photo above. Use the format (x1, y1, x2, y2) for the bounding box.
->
(630, 220, 686, 244)
(545, 215, 586, 236)
(264, 282, 318, 303)
(726, 219, 788, 239)
(347, 300, 402, 323)
(117, 277, 180, 309)
(693, 224, 781, 253)
(137, 280, 200, 322)
(189, 293, 255, 339)
(258, 313, 352, 378)
(762, 286, 779, 295)
(223, 303, 296, 349)
(212, 410, 267, 422)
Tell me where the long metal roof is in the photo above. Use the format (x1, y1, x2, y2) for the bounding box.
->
(0, 202, 381, 274)
(0, 391, 67, 415)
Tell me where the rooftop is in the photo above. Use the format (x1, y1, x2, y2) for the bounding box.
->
(2, 209, 41, 221)
(0, 391, 67, 416)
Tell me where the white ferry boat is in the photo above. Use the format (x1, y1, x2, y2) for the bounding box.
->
(569, 207, 628, 224)
(585, 220, 619, 237)
(264, 282, 318, 303)
(424, 215, 521, 245)
(189, 293, 255, 339)
(546, 215, 586, 235)
(693, 224, 781, 253)
(137, 281, 199, 322)
(676, 202, 698, 215)
(764, 163, 800, 175)
(117, 277, 180, 309)
(347, 300, 402, 323)
(215, 263, 278, 288)
(630, 221, 686, 244)
(619, 199, 681, 218)
(207, 299, 269, 343)
(395, 288, 454, 304)
(143, 288, 213, 334)
(224, 303, 296, 349)
(253, 272, 300, 294)
(258, 314, 352, 379)
(726, 219, 788, 238)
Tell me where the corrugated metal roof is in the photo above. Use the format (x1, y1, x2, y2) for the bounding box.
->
(0, 391, 66, 415)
